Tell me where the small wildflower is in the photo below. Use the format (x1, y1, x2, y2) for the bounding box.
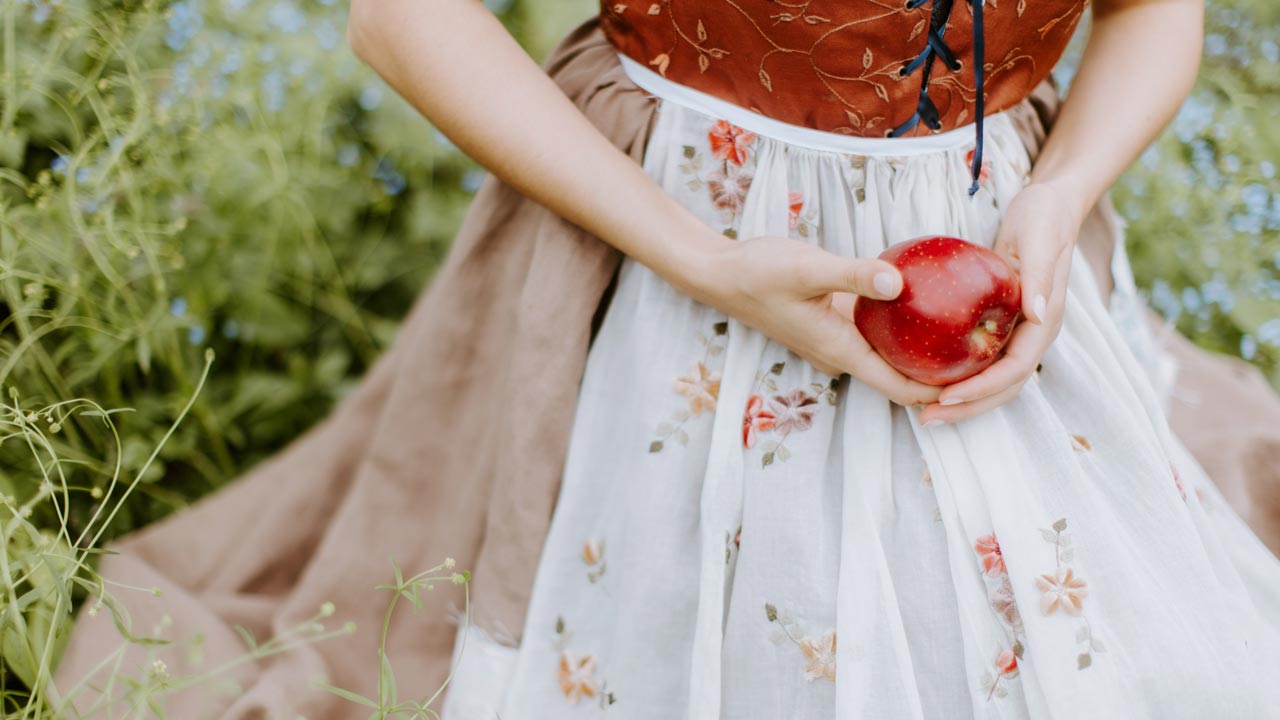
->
(87, 603, 100, 617)
(342, 621, 357, 634)
(151, 659, 168, 678)
(451, 573, 467, 585)
(319, 601, 335, 617)
(90, 486, 103, 499)
(49, 422, 61, 433)
(150, 587, 163, 597)
(310, 622, 325, 633)
(26, 412, 38, 423)
(444, 557, 456, 569)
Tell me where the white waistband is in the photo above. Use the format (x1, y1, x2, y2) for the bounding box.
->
(618, 52, 988, 157)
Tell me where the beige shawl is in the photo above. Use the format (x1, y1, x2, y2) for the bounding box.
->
(51, 16, 1280, 718)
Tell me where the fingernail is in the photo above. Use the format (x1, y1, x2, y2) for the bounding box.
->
(922, 419, 945, 428)
(1032, 295, 1047, 323)
(940, 397, 965, 406)
(873, 272, 898, 298)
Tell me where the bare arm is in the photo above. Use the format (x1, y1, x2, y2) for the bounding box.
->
(926, 0, 1205, 422)
(348, 0, 942, 405)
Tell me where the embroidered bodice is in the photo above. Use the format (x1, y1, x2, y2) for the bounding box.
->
(600, 0, 1087, 141)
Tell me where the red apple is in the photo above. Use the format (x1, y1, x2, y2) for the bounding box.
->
(853, 236, 1022, 386)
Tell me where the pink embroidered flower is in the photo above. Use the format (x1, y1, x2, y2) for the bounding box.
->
(707, 164, 753, 212)
(966, 148, 991, 185)
(742, 394, 777, 448)
(787, 191, 804, 229)
(990, 577, 1024, 632)
(1171, 463, 1187, 501)
(766, 389, 820, 434)
(975, 533, 1006, 578)
(799, 630, 836, 682)
(581, 539, 603, 566)
(557, 651, 600, 703)
(709, 120, 756, 166)
(995, 648, 1018, 676)
(1035, 567, 1089, 616)
(674, 362, 721, 415)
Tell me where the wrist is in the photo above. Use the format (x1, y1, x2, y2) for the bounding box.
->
(1023, 175, 1094, 231)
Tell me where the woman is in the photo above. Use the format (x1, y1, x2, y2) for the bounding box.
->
(52, 0, 1280, 718)
(353, 0, 1280, 715)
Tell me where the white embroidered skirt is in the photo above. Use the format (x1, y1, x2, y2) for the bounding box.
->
(441, 56, 1280, 719)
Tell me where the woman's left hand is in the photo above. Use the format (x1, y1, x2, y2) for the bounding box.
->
(918, 181, 1089, 425)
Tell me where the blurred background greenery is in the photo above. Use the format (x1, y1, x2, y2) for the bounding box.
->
(0, 0, 1277, 708)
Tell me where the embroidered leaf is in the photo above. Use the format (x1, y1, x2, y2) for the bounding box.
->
(1059, 548, 1075, 562)
(798, 224, 809, 237)
(1018, 0, 1026, 16)
(810, 382, 825, 393)
(762, 451, 775, 467)
(844, 110, 862, 129)
(687, 180, 703, 192)
(863, 48, 873, 70)
(713, 321, 728, 335)
(1091, 636, 1108, 652)
(775, 12, 795, 22)
(674, 429, 689, 446)
(770, 361, 786, 375)
(909, 18, 927, 41)
(1070, 434, 1092, 451)
(647, 2, 661, 14)
(698, 53, 710, 73)
(649, 440, 663, 453)
(777, 444, 792, 461)
(695, 332, 708, 345)
(956, 108, 969, 126)
(723, 228, 738, 239)
(873, 83, 889, 103)
(555, 616, 565, 634)
(758, 68, 773, 92)
(656, 421, 674, 435)
(822, 391, 836, 405)
(707, 47, 727, 59)
(769, 628, 787, 645)
(650, 53, 670, 77)
(828, 377, 840, 390)
(1052, 518, 1068, 532)
(1012, 640, 1024, 658)
(995, 685, 1009, 698)
(804, 14, 831, 24)
(1059, 533, 1073, 547)
(697, 19, 707, 42)
(1077, 652, 1092, 670)
(606, 691, 618, 705)
(1076, 626, 1090, 643)
(612, 3, 627, 13)
(708, 344, 724, 356)
(682, 145, 696, 159)
(764, 602, 778, 622)
(673, 409, 690, 421)
(1038, 528, 1058, 543)
(763, 377, 778, 392)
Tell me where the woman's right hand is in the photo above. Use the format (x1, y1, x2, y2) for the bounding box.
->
(687, 234, 943, 408)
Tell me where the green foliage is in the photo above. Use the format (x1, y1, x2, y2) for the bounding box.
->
(1108, 1, 1280, 378)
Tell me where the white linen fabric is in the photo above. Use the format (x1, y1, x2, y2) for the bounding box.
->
(440, 57, 1280, 720)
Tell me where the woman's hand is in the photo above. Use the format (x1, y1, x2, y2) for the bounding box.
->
(919, 182, 1087, 424)
(690, 234, 943, 408)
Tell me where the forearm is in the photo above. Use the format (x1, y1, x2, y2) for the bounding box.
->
(1030, 0, 1204, 214)
(346, 0, 726, 300)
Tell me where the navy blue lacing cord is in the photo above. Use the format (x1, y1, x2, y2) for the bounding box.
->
(888, 0, 986, 197)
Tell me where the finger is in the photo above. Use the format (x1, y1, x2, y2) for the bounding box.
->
(796, 254, 902, 300)
(1018, 237, 1071, 325)
(817, 311, 941, 405)
(936, 321, 1051, 405)
(920, 380, 1025, 425)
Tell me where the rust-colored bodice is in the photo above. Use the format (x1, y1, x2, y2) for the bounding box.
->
(600, 0, 1087, 137)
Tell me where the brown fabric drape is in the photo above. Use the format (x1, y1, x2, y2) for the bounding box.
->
(51, 16, 1280, 719)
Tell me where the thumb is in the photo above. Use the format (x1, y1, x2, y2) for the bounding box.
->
(798, 255, 902, 300)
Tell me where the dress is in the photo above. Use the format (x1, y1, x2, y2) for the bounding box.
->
(438, 4, 1280, 720)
